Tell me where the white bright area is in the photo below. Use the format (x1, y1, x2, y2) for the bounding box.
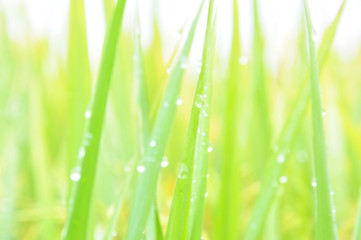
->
(1, 0, 360, 75)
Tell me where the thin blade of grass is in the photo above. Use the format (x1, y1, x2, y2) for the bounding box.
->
(62, 0, 127, 238)
(317, 0, 347, 69)
(125, 1, 205, 239)
(165, 1, 215, 239)
(133, 5, 163, 239)
(0, 18, 17, 238)
(217, 0, 241, 238)
(352, 189, 361, 240)
(145, 202, 164, 240)
(103, 163, 136, 240)
(243, 86, 309, 240)
(247, 0, 271, 176)
(183, 7, 216, 240)
(243, 1, 347, 238)
(304, 0, 338, 239)
(144, 0, 165, 113)
(66, 0, 91, 193)
(103, 0, 115, 24)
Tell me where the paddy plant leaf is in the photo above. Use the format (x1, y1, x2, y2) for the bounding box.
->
(125, 1, 205, 239)
(62, 0, 128, 238)
(304, 0, 339, 238)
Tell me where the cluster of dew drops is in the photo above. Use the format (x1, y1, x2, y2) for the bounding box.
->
(69, 109, 94, 182)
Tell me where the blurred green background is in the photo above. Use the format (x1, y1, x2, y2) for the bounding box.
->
(1, 0, 361, 239)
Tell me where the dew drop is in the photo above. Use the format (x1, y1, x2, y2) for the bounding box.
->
(180, 58, 188, 69)
(112, 231, 118, 237)
(84, 133, 93, 146)
(333, 209, 336, 213)
(161, 156, 169, 168)
(204, 192, 208, 198)
(163, 101, 169, 108)
(201, 110, 208, 118)
(312, 178, 317, 187)
(192, 179, 196, 183)
(277, 153, 285, 164)
(166, 68, 171, 74)
(207, 146, 213, 153)
(176, 98, 183, 106)
(137, 165, 146, 173)
(70, 167, 81, 182)
(322, 111, 326, 117)
(330, 191, 335, 196)
(78, 147, 86, 159)
(195, 95, 203, 108)
(279, 176, 288, 184)
(149, 140, 156, 147)
(85, 110, 91, 119)
(238, 56, 248, 65)
(206, 173, 210, 178)
(178, 163, 188, 179)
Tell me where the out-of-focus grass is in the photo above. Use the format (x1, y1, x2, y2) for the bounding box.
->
(1, 0, 361, 239)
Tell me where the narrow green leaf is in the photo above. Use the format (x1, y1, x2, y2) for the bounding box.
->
(183, 7, 216, 240)
(165, 1, 215, 239)
(243, 86, 309, 240)
(317, 0, 347, 69)
(125, 2, 205, 239)
(104, 163, 136, 240)
(352, 189, 361, 240)
(248, 0, 271, 175)
(304, 0, 338, 239)
(217, 0, 241, 238)
(103, 0, 115, 24)
(133, 5, 163, 239)
(66, 0, 91, 191)
(243, 1, 347, 238)
(62, 0, 127, 239)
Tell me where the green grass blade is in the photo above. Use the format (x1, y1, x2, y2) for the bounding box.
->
(352, 189, 361, 240)
(62, 0, 127, 239)
(133, 6, 151, 155)
(145, 202, 164, 240)
(66, 0, 91, 192)
(304, 1, 338, 239)
(125, 1, 205, 239)
(103, 0, 115, 24)
(247, 0, 271, 175)
(104, 164, 136, 240)
(183, 7, 216, 240)
(243, 2, 347, 238)
(165, 1, 215, 239)
(217, 0, 241, 238)
(317, 0, 347, 69)
(243, 86, 309, 240)
(133, 6, 163, 239)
